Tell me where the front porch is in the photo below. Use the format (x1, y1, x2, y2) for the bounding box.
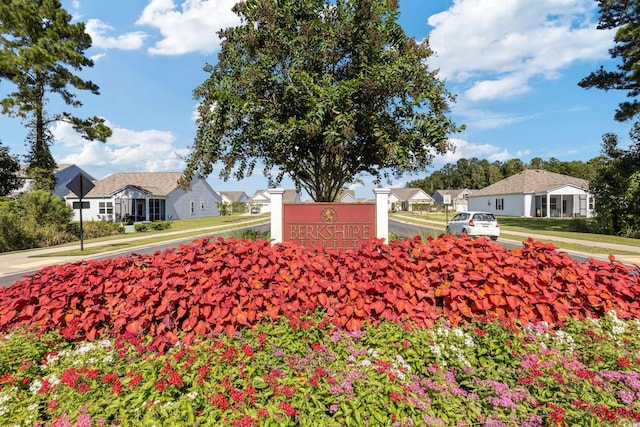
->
(534, 193, 592, 218)
(113, 187, 168, 222)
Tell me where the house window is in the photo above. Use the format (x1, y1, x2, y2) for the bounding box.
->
(99, 201, 113, 214)
(201, 201, 205, 210)
(190, 201, 195, 214)
(495, 198, 504, 210)
(149, 199, 165, 221)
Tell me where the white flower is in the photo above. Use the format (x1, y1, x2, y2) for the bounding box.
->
(29, 380, 42, 394)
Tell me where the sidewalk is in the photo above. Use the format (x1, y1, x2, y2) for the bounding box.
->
(391, 213, 640, 267)
(0, 217, 270, 280)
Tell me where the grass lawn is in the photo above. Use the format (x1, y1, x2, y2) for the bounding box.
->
(390, 211, 640, 254)
(27, 214, 270, 257)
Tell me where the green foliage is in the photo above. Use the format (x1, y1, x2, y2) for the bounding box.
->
(579, 0, 640, 122)
(0, 198, 33, 251)
(133, 223, 149, 232)
(217, 201, 231, 216)
(181, 0, 462, 201)
(0, 314, 638, 426)
(67, 220, 124, 239)
(0, 190, 76, 251)
(231, 201, 248, 213)
(231, 228, 270, 240)
(590, 124, 640, 235)
(408, 156, 599, 194)
(149, 220, 171, 231)
(0, 141, 21, 197)
(25, 166, 55, 193)
(0, 0, 112, 174)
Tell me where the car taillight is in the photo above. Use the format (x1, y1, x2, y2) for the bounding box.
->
(468, 219, 475, 226)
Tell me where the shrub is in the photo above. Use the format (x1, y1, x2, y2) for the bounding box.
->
(134, 223, 149, 232)
(149, 220, 171, 231)
(67, 220, 124, 239)
(231, 228, 270, 240)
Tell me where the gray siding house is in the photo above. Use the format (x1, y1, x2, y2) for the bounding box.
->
(65, 172, 222, 222)
(13, 164, 95, 199)
(467, 169, 593, 218)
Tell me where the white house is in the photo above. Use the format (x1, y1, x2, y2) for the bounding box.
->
(248, 189, 301, 214)
(433, 188, 473, 212)
(337, 189, 358, 203)
(218, 191, 249, 204)
(65, 172, 222, 222)
(467, 169, 593, 218)
(387, 188, 435, 212)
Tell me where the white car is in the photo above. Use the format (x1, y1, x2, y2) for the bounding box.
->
(446, 211, 500, 240)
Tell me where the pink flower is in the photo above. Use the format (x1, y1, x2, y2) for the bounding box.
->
(75, 413, 93, 427)
(278, 401, 297, 417)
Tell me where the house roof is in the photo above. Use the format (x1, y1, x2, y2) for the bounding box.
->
(78, 172, 184, 198)
(338, 189, 356, 201)
(433, 188, 470, 202)
(219, 191, 247, 202)
(470, 169, 589, 196)
(389, 188, 432, 201)
(250, 189, 300, 202)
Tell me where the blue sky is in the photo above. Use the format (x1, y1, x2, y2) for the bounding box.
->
(0, 0, 634, 199)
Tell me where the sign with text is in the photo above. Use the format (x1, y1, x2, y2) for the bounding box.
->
(283, 203, 375, 250)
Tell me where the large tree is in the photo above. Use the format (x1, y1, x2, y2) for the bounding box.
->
(0, 0, 111, 186)
(590, 123, 640, 235)
(181, 0, 462, 201)
(0, 140, 21, 197)
(578, 0, 640, 122)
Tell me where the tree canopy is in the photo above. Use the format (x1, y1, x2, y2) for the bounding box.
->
(590, 123, 640, 235)
(0, 0, 111, 185)
(0, 141, 21, 197)
(406, 157, 600, 195)
(181, 0, 462, 201)
(578, 0, 640, 122)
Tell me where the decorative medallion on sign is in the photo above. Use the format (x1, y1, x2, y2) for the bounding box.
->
(321, 207, 337, 223)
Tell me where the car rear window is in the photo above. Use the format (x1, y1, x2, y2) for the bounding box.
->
(473, 213, 495, 221)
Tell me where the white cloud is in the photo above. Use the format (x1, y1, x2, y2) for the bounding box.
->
(433, 138, 513, 164)
(516, 149, 531, 157)
(456, 107, 535, 130)
(136, 0, 241, 55)
(90, 53, 106, 62)
(86, 19, 147, 50)
(427, 0, 614, 101)
(52, 121, 189, 173)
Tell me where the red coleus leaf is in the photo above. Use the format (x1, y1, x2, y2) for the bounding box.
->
(0, 235, 638, 354)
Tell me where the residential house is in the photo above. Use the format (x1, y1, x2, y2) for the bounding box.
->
(12, 164, 95, 199)
(218, 191, 249, 204)
(217, 191, 250, 214)
(388, 188, 435, 212)
(467, 169, 593, 218)
(433, 189, 473, 212)
(248, 189, 301, 214)
(337, 189, 358, 203)
(65, 172, 222, 222)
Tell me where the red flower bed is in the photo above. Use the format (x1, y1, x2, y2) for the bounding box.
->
(0, 236, 638, 353)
